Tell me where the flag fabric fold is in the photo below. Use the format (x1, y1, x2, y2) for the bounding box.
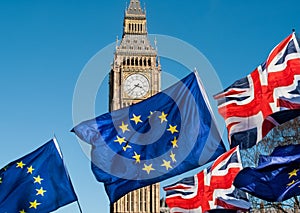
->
(72, 71, 226, 203)
(163, 146, 250, 213)
(0, 139, 78, 212)
(214, 32, 300, 149)
(234, 144, 300, 202)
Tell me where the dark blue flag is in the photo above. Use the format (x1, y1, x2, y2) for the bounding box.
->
(72, 71, 226, 203)
(0, 139, 78, 212)
(234, 144, 300, 202)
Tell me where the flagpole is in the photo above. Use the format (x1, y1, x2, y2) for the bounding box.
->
(53, 135, 83, 213)
(77, 200, 83, 213)
(193, 69, 227, 148)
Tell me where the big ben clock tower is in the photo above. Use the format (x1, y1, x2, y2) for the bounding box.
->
(109, 0, 161, 212)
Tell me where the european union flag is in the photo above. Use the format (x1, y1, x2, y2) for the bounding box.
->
(72, 71, 226, 203)
(0, 139, 78, 212)
(234, 144, 300, 202)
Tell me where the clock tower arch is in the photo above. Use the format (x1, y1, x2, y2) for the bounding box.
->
(109, 0, 161, 212)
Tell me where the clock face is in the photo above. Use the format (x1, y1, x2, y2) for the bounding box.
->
(124, 74, 150, 98)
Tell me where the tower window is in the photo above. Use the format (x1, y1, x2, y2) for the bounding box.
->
(135, 58, 138, 66)
(131, 58, 134, 65)
(148, 59, 151, 66)
(130, 192, 134, 211)
(127, 194, 130, 211)
(144, 189, 147, 210)
(127, 59, 130, 65)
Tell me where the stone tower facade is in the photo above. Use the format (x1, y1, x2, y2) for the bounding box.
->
(109, 0, 161, 212)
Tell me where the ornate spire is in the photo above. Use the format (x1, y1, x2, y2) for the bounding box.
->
(123, 0, 147, 36)
(126, 0, 145, 16)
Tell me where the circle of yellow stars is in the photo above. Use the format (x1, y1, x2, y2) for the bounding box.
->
(13, 161, 46, 212)
(114, 111, 179, 175)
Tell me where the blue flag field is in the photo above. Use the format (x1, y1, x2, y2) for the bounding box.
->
(0, 139, 78, 212)
(234, 144, 300, 202)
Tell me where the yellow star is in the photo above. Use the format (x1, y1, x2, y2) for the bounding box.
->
(19, 210, 26, 213)
(119, 122, 130, 133)
(130, 114, 143, 125)
(122, 144, 132, 152)
(148, 111, 154, 118)
(16, 161, 26, 169)
(158, 112, 168, 123)
(287, 180, 296, 187)
(36, 187, 47, 196)
(289, 169, 299, 178)
(167, 124, 179, 134)
(27, 166, 35, 174)
(0, 177, 2, 184)
(132, 152, 141, 164)
(29, 200, 41, 209)
(170, 151, 176, 162)
(161, 160, 172, 170)
(143, 163, 155, 174)
(171, 137, 178, 148)
(114, 136, 126, 145)
(33, 175, 43, 184)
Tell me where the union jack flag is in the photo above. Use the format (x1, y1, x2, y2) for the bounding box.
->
(214, 33, 300, 149)
(163, 147, 250, 213)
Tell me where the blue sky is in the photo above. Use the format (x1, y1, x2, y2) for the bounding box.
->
(1, 0, 300, 212)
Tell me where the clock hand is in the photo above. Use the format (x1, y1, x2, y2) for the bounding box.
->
(134, 83, 141, 88)
(134, 84, 147, 92)
(127, 84, 139, 95)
